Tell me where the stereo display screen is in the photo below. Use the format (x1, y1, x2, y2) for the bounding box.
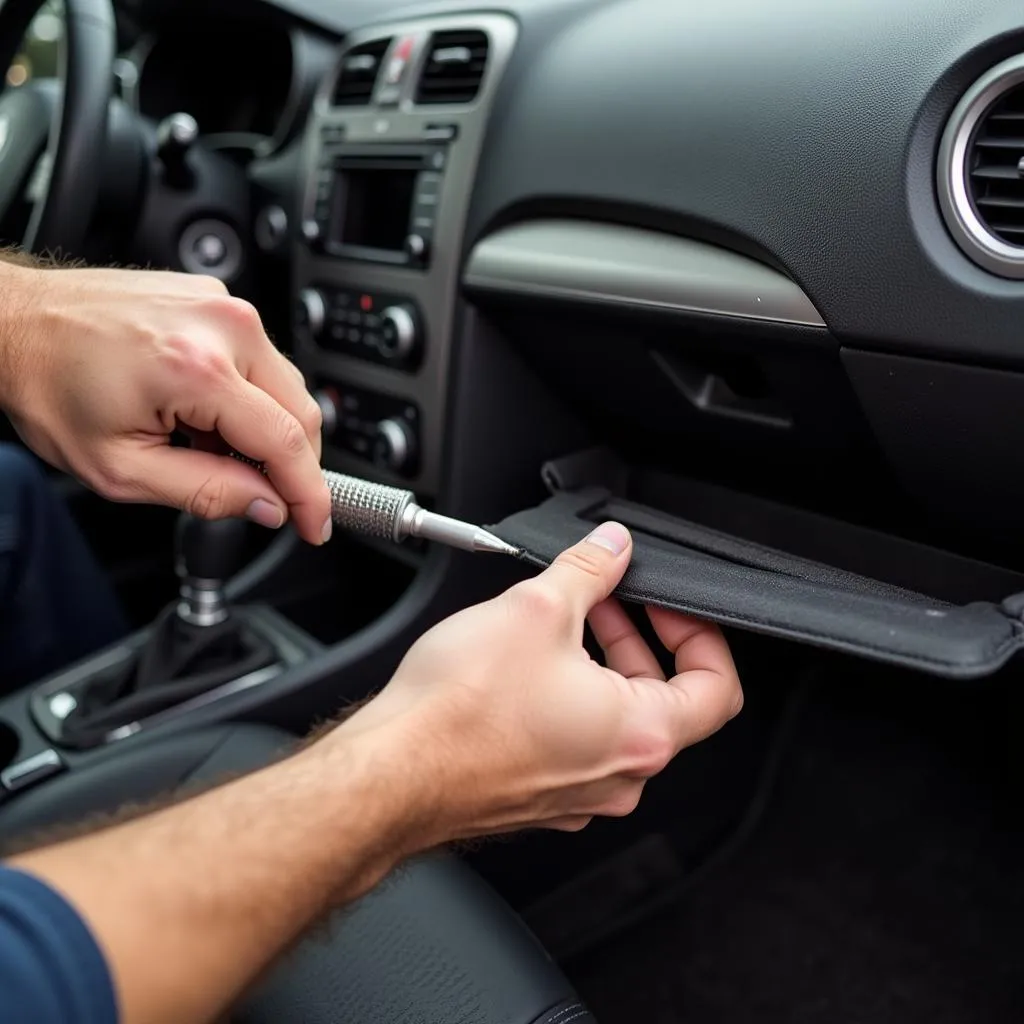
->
(331, 168, 418, 253)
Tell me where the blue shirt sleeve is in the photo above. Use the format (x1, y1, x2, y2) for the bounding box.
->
(0, 865, 117, 1023)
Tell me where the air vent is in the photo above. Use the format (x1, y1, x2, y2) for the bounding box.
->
(332, 38, 390, 106)
(415, 30, 489, 105)
(938, 54, 1024, 278)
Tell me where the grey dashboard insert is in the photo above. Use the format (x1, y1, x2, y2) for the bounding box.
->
(463, 221, 826, 328)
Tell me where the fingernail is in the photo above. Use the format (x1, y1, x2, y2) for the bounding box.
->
(585, 522, 630, 555)
(321, 516, 333, 544)
(246, 499, 285, 530)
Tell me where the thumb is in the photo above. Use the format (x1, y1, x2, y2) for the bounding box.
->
(119, 446, 289, 527)
(540, 521, 633, 620)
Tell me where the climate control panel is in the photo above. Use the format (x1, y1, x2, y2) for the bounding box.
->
(297, 286, 424, 370)
(315, 383, 421, 477)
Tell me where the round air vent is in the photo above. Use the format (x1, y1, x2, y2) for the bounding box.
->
(937, 54, 1024, 278)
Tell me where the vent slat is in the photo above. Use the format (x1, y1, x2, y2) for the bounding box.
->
(970, 165, 1024, 180)
(415, 30, 489, 105)
(974, 136, 1024, 149)
(975, 195, 1024, 209)
(332, 38, 390, 106)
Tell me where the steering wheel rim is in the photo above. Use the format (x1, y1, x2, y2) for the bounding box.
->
(0, 0, 114, 255)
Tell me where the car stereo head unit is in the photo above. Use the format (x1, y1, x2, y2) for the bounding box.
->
(305, 143, 447, 269)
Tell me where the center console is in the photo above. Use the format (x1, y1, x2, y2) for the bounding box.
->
(0, 13, 524, 820)
(293, 13, 518, 498)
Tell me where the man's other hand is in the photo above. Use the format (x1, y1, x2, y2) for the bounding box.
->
(332, 522, 744, 844)
(0, 265, 331, 545)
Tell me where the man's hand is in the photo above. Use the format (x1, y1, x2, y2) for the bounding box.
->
(0, 263, 331, 544)
(6, 524, 740, 1024)
(336, 521, 743, 843)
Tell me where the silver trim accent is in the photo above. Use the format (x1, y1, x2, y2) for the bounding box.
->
(298, 287, 327, 337)
(378, 305, 417, 359)
(177, 579, 228, 627)
(159, 112, 199, 150)
(47, 692, 78, 721)
(375, 417, 413, 471)
(1, 749, 63, 792)
(463, 221, 826, 328)
(255, 204, 289, 252)
(179, 219, 244, 282)
(104, 665, 282, 743)
(937, 54, 1024, 279)
(314, 388, 339, 437)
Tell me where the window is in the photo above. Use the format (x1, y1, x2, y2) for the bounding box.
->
(7, 1, 63, 87)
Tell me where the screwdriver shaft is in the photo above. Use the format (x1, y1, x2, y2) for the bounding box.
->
(230, 456, 517, 556)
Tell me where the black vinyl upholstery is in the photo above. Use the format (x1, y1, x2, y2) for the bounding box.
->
(0, 725, 593, 1024)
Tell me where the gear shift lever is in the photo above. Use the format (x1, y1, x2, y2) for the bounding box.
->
(175, 515, 248, 627)
(60, 515, 276, 746)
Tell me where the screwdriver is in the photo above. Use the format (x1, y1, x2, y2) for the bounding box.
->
(323, 470, 520, 556)
(230, 452, 518, 556)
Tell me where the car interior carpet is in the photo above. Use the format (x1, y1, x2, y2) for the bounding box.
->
(554, 664, 1024, 1024)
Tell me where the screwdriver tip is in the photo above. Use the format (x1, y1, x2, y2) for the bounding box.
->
(474, 531, 521, 557)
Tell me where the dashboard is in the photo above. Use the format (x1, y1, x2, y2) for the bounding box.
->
(116, 0, 1024, 572)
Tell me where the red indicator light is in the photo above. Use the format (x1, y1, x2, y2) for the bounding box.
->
(360, 295, 373, 312)
(396, 36, 414, 60)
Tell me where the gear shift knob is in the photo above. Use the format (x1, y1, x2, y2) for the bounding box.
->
(174, 515, 248, 626)
(175, 515, 249, 582)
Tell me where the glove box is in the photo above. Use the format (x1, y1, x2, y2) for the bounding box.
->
(488, 450, 1024, 679)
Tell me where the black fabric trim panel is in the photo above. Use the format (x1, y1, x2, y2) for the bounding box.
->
(489, 489, 1024, 680)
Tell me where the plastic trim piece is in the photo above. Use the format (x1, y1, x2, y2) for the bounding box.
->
(463, 220, 826, 328)
(937, 53, 1024, 280)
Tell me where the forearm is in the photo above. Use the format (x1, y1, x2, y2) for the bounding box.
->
(7, 729, 419, 1024)
(0, 256, 43, 415)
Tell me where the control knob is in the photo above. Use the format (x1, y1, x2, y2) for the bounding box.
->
(297, 288, 327, 340)
(377, 304, 420, 362)
(312, 387, 339, 439)
(405, 233, 429, 262)
(372, 417, 416, 475)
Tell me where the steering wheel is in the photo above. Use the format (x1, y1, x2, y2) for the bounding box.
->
(0, 0, 114, 255)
